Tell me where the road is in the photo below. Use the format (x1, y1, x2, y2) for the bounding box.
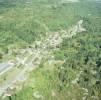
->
(0, 62, 14, 75)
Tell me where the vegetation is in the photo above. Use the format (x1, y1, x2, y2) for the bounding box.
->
(0, 0, 101, 100)
(54, 32, 101, 99)
(3, 32, 101, 100)
(0, 0, 101, 51)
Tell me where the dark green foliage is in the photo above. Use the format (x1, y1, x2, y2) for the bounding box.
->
(54, 32, 101, 99)
(0, 0, 101, 51)
(0, 53, 3, 59)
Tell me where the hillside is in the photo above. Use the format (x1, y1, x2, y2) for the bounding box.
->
(0, 0, 100, 51)
(0, 0, 101, 100)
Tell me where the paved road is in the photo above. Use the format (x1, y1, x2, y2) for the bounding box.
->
(0, 62, 14, 75)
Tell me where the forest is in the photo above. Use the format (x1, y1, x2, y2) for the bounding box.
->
(0, 0, 101, 100)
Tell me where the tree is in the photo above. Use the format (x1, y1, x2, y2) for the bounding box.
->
(0, 53, 3, 59)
